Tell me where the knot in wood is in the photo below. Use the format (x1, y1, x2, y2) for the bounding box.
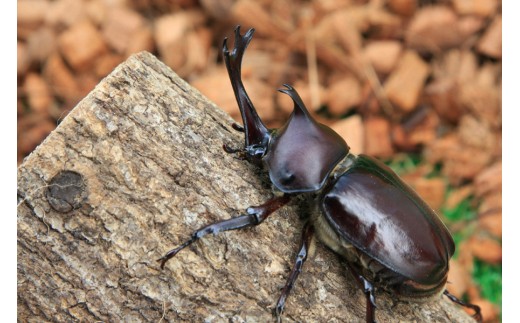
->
(45, 170, 87, 213)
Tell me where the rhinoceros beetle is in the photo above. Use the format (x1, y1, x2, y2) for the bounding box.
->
(158, 26, 482, 323)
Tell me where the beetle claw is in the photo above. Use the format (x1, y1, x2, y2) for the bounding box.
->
(274, 302, 285, 323)
(231, 122, 244, 132)
(223, 143, 248, 160)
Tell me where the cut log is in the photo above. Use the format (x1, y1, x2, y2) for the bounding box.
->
(17, 52, 477, 322)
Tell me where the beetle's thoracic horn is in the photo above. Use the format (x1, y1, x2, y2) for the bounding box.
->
(222, 26, 270, 151)
(277, 84, 311, 118)
(265, 84, 349, 193)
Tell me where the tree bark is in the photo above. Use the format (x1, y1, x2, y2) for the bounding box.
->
(17, 52, 476, 323)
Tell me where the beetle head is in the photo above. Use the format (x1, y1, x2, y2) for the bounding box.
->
(264, 85, 350, 193)
(223, 27, 349, 193)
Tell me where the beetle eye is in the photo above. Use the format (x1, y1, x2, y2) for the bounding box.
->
(279, 172, 296, 185)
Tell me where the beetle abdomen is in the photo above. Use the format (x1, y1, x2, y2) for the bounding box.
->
(319, 155, 454, 287)
(311, 205, 448, 300)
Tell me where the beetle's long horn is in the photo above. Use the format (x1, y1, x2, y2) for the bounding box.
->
(223, 26, 270, 149)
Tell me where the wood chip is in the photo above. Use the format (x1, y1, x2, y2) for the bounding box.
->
(94, 54, 124, 78)
(474, 162, 501, 198)
(179, 28, 212, 76)
(363, 41, 402, 75)
(477, 15, 502, 59)
(364, 117, 393, 157)
(85, 0, 108, 25)
(18, 42, 31, 75)
(58, 20, 108, 72)
(17, 0, 50, 28)
(23, 73, 53, 115)
(424, 133, 458, 164)
(457, 16, 486, 42)
(478, 210, 502, 238)
(125, 27, 155, 57)
(478, 192, 501, 215)
(102, 7, 146, 54)
(230, 0, 289, 40)
(17, 117, 56, 155)
(366, 7, 402, 39)
(468, 235, 501, 264)
(240, 78, 277, 122)
(459, 81, 501, 129)
(191, 67, 240, 120)
(390, 124, 417, 152)
(425, 135, 492, 185)
(444, 185, 474, 210)
(76, 73, 99, 99)
(384, 50, 430, 112)
(154, 11, 206, 76)
(330, 115, 364, 155)
(26, 27, 57, 64)
(332, 13, 363, 56)
(45, 0, 88, 28)
(410, 177, 446, 211)
(405, 6, 461, 52)
(326, 75, 362, 116)
(453, 0, 499, 17)
(199, 0, 234, 18)
(407, 108, 439, 146)
(387, 0, 416, 16)
(43, 53, 80, 102)
(443, 146, 493, 185)
(424, 79, 462, 123)
(458, 115, 495, 151)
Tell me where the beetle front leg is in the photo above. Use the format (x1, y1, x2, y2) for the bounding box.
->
(345, 263, 377, 323)
(222, 143, 247, 160)
(231, 122, 244, 132)
(157, 195, 291, 269)
(222, 122, 247, 156)
(275, 222, 314, 320)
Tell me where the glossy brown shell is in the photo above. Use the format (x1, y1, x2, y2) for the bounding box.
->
(264, 85, 349, 193)
(321, 155, 455, 285)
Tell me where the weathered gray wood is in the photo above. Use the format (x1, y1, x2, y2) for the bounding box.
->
(17, 51, 475, 322)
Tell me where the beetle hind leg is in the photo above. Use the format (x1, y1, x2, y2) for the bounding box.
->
(345, 263, 378, 323)
(443, 289, 482, 322)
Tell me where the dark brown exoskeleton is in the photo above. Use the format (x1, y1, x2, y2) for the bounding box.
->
(158, 26, 482, 323)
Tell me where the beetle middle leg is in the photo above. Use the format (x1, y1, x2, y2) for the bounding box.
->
(157, 194, 291, 269)
(275, 222, 314, 320)
(345, 263, 377, 323)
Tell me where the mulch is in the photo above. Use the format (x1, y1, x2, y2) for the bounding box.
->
(17, 0, 501, 321)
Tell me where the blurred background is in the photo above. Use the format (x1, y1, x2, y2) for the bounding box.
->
(17, 0, 501, 321)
